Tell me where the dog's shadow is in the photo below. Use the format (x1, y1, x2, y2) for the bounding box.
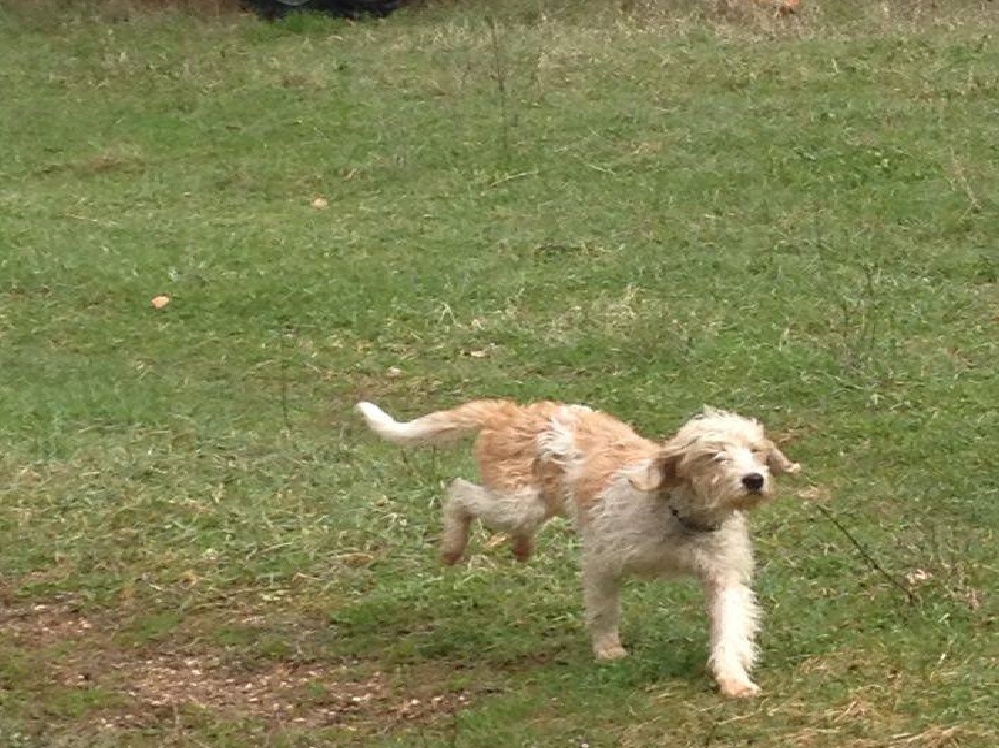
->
(330, 571, 712, 689)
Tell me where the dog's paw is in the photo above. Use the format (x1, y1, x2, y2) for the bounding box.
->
(441, 550, 464, 565)
(594, 643, 629, 662)
(511, 535, 534, 563)
(718, 677, 761, 698)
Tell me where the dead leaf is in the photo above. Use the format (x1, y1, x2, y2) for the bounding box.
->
(179, 570, 199, 587)
(151, 295, 171, 310)
(906, 569, 933, 586)
(336, 552, 377, 568)
(798, 485, 831, 502)
(311, 197, 329, 209)
(386, 366, 403, 378)
(483, 533, 509, 550)
(963, 589, 982, 610)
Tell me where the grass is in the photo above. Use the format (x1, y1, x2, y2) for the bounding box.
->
(1, 0, 998, 745)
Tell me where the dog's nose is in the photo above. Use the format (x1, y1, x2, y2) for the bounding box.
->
(742, 473, 765, 492)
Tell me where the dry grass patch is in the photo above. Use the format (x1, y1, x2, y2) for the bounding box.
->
(1, 0, 241, 14)
(1, 596, 480, 736)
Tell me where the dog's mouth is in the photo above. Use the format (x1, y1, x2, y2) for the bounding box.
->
(733, 490, 769, 510)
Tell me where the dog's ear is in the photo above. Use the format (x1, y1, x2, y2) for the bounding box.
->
(766, 442, 801, 475)
(628, 449, 682, 492)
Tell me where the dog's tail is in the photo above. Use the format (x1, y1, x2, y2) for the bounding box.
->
(355, 400, 509, 447)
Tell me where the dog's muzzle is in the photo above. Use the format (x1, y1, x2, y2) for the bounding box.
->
(741, 473, 765, 493)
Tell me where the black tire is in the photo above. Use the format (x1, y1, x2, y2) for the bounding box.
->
(241, 0, 403, 20)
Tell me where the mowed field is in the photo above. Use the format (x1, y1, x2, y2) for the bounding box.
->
(1, 0, 997, 745)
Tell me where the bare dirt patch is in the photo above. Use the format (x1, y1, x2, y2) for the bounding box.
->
(1, 598, 477, 733)
(2, 598, 96, 647)
(81, 656, 472, 730)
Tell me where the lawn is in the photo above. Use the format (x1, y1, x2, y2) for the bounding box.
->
(1, 0, 997, 745)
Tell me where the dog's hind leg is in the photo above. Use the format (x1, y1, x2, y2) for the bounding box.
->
(442, 479, 547, 564)
(582, 559, 627, 661)
(441, 482, 474, 565)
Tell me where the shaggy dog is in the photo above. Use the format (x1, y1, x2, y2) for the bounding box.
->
(355, 399, 800, 698)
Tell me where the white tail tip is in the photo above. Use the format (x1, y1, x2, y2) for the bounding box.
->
(355, 401, 418, 444)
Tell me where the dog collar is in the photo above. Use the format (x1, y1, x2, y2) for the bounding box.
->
(669, 504, 722, 534)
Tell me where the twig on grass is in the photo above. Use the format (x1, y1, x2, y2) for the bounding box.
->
(281, 333, 292, 433)
(813, 503, 918, 606)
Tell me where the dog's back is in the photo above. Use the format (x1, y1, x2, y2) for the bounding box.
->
(358, 398, 660, 521)
(472, 402, 658, 521)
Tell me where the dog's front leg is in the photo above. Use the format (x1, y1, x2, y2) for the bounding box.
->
(704, 579, 761, 698)
(583, 561, 627, 661)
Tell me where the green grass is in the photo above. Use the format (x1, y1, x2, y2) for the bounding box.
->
(2, 0, 998, 745)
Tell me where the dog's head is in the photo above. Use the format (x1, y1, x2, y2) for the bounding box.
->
(629, 407, 800, 511)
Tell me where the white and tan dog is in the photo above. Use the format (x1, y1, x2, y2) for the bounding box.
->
(355, 399, 800, 697)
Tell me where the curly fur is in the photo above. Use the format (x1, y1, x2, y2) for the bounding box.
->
(355, 399, 800, 698)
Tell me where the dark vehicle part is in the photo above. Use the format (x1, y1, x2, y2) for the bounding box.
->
(241, 0, 403, 20)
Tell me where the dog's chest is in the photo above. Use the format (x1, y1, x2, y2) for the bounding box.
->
(622, 520, 713, 577)
(585, 488, 719, 577)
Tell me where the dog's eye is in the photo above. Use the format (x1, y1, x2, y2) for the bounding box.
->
(713, 454, 729, 464)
